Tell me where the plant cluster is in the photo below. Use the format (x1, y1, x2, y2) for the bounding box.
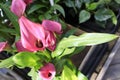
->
(0, 0, 118, 80)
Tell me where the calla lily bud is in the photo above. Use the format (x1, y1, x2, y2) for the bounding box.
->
(10, 0, 26, 17)
(39, 63, 56, 80)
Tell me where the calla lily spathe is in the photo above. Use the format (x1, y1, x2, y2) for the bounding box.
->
(39, 63, 56, 80)
(17, 16, 46, 52)
(16, 16, 62, 52)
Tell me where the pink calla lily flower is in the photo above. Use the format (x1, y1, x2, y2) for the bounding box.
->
(11, 0, 26, 17)
(16, 16, 62, 52)
(0, 42, 7, 52)
(39, 63, 56, 80)
(18, 16, 46, 52)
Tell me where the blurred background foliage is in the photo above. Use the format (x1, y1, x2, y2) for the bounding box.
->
(59, 0, 120, 28)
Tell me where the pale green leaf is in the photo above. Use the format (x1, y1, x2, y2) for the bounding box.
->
(52, 33, 118, 57)
(79, 10, 91, 23)
(111, 11, 117, 25)
(13, 52, 40, 67)
(86, 2, 98, 10)
(52, 48, 64, 58)
(0, 57, 14, 68)
(59, 47, 76, 58)
(112, 16, 117, 25)
(58, 33, 118, 49)
(53, 76, 61, 80)
(61, 66, 78, 80)
(78, 71, 88, 80)
(28, 68, 41, 80)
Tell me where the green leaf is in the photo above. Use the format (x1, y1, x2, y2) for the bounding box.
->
(112, 15, 117, 25)
(53, 4, 65, 17)
(53, 76, 61, 80)
(79, 10, 91, 23)
(52, 33, 118, 57)
(96, 21, 106, 28)
(98, 0, 111, 5)
(75, 0, 82, 9)
(44, 13, 52, 19)
(63, 0, 77, 13)
(52, 48, 64, 58)
(72, 46, 85, 55)
(28, 5, 45, 14)
(36, 50, 51, 63)
(59, 19, 67, 30)
(0, 3, 19, 35)
(38, 13, 52, 21)
(57, 33, 118, 49)
(28, 68, 41, 80)
(95, 8, 113, 21)
(0, 33, 10, 42)
(39, 15, 45, 21)
(55, 0, 60, 3)
(78, 71, 88, 80)
(111, 11, 117, 25)
(63, 0, 74, 7)
(82, 0, 91, 3)
(54, 59, 66, 74)
(59, 47, 76, 58)
(63, 28, 77, 37)
(0, 57, 15, 68)
(86, 2, 98, 10)
(0, 28, 16, 35)
(13, 52, 40, 67)
(61, 65, 78, 80)
(114, 0, 120, 4)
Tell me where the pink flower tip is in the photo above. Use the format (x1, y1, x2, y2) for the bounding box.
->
(42, 20, 62, 34)
(39, 63, 56, 80)
(10, 0, 26, 17)
(0, 42, 8, 52)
